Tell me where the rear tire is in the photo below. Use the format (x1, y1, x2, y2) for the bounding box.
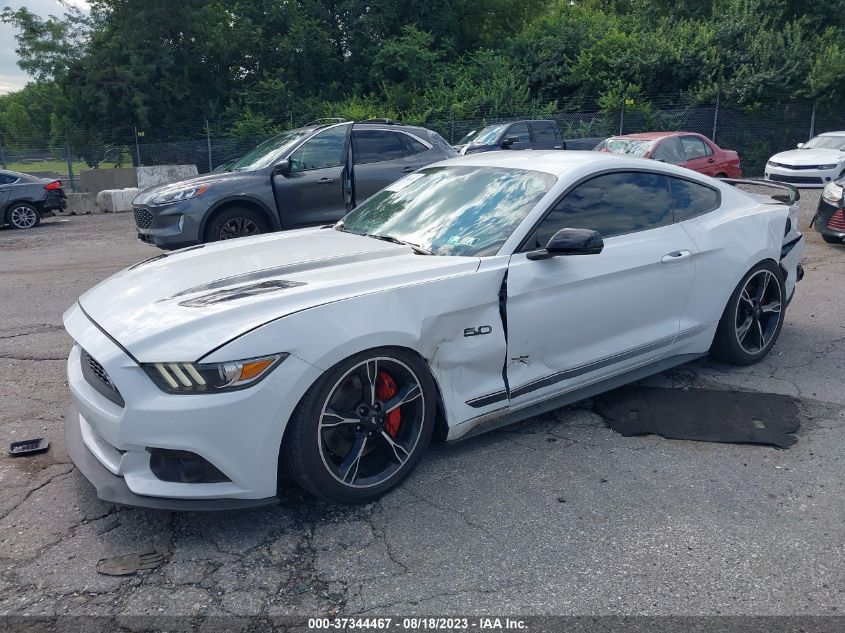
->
(281, 347, 436, 504)
(710, 261, 786, 365)
(204, 207, 268, 243)
(7, 203, 41, 229)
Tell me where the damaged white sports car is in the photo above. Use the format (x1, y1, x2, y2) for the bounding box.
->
(64, 152, 805, 508)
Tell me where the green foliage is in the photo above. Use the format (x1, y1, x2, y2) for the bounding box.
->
(1, 0, 843, 150)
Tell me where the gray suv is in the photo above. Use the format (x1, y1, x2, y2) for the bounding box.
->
(133, 120, 457, 249)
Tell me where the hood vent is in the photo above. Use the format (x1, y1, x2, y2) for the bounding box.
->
(177, 279, 306, 307)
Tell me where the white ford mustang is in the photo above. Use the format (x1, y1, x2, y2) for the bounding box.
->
(63, 151, 805, 508)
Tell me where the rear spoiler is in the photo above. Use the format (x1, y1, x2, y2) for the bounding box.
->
(719, 178, 800, 205)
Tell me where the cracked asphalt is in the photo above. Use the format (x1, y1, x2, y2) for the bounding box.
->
(0, 194, 843, 620)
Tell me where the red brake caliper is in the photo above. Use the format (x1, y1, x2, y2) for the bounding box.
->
(376, 371, 401, 437)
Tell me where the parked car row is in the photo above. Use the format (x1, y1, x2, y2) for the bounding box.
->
(5, 118, 841, 251)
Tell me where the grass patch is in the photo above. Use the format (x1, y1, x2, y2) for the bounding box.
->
(3, 160, 123, 174)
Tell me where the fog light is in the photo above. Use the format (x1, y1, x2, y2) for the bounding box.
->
(147, 448, 230, 483)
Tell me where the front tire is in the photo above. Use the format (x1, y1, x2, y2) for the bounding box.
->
(204, 207, 268, 243)
(281, 348, 437, 503)
(710, 261, 786, 365)
(8, 203, 41, 229)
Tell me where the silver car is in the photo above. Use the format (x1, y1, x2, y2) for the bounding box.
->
(133, 120, 457, 249)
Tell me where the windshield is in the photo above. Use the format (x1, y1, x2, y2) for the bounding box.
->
(470, 124, 507, 145)
(339, 166, 556, 256)
(226, 129, 312, 171)
(595, 138, 655, 157)
(802, 135, 845, 151)
(457, 130, 478, 145)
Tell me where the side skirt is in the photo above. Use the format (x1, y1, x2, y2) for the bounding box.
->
(446, 352, 706, 442)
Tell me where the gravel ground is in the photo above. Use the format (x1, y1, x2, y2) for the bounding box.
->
(0, 192, 843, 620)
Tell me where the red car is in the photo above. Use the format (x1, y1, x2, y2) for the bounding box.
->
(595, 132, 742, 178)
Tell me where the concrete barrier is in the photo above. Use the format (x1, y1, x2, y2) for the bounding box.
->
(76, 164, 198, 197)
(96, 188, 141, 213)
(137, 165, 197, 191)
(79, 167, 138, 196)
(61, 192, 97, 216)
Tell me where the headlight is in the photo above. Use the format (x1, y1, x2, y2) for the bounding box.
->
(143, 354, 287, 394)
(149, 184, 209, 206)
(822, 181, 844, 207)
(818, 164, 837, 170)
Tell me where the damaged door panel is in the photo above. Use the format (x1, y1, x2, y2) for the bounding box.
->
(503, 224, 697, 406)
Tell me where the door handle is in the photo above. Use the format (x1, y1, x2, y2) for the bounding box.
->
(317, 177, 335, 184)
(707, 158, 715, 163)
(401, 166, 416, 173)
(661, 250, 692, 263)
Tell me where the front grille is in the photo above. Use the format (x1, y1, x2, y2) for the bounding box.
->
(81, 351, 125, 407)
(134, 207, 153, 229)
(768, 174, 823, 185)
(769, 162, 824, 170)
(828, 210, 845, 232)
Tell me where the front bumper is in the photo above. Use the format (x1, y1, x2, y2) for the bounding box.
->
(812, 201, 845, 241)
(64, 404, 278, 511)
(63, 303, 321, 509)
(765, 165, 841, 188)
(134, 198, 208, 249)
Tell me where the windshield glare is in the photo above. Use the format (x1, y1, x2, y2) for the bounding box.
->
(339, 166, 556, 256)
(457, 130, 478, 145)
(596, 138, 655, 157)
(470, 124, 507, 145)
(227, 129, 311, 171)
(803, 136, 845, 151)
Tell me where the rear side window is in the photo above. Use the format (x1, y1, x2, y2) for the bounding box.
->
(530, 171, 673, 245)
(0, 173, 19, 185)
(353, 130, 405, 164)
(531, 122, 558, 143)
(681, 136, 710, 160)
(652, 137, 685, 165)
(669, 177, 720, 221)
(506, 122, 531, 143)
(400, 134, 429, 157)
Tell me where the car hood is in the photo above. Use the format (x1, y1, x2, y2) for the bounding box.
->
(770, 148, 845, 166)
(133, 170, 255, 203)
(74, 228, 480, 362)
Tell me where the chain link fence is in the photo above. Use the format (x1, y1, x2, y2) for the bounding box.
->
(1, 94, 842, 192)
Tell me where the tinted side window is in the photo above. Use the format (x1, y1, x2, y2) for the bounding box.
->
(0, 174, 18, 185)
(652, 137, 685, 165)
(506, 122, 530, 143)
(353, 130, 405, 164)
(289, 126, 347, 171)
(400, 133, 429, 157)
(531, 172, 672, 246)
(681, 136, 708, 160)
(531, 122, 557, 143)
(669, 177, 719, 222)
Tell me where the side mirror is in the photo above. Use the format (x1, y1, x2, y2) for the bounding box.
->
(796, 142, 804, 149)
(526, 228, 604, 260)
(501, 136, 519, 148)
(274, 159, 291, 175)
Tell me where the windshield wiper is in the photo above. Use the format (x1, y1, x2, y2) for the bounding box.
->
(335, 225, 432, 255)
(364, 233, 432, 255)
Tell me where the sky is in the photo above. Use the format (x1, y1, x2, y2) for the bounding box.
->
(0, 0, 89, 94)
